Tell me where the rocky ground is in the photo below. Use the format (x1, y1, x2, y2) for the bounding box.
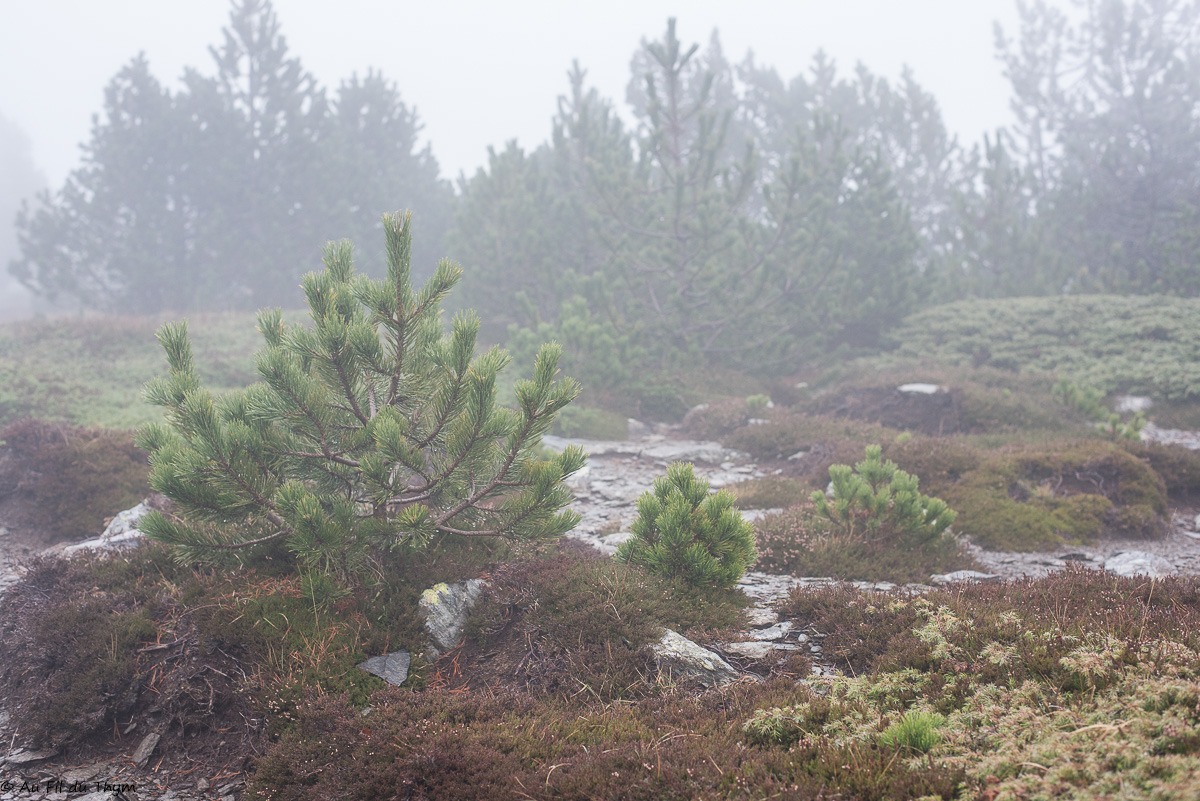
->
(1, 423, 1198, 799)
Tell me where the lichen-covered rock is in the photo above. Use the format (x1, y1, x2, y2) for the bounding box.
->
(419, 579, 485, 654)
(651, 628, 739, 688)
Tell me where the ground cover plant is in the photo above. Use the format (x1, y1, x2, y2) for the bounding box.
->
(756, 568, 1200, 800)
(0, 311, 267, 429)
(886, 295, 1200, 401)
(0, 418, 150, 541)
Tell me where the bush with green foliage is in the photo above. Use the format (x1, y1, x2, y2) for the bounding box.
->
(879, 709, 946, 753)
(1053, 379, 1146, 441)
(889, 295, 1200, 400)
(616, 462, 757, 590)
(136, 212, 585, 585)
(814, 445, 956, 545)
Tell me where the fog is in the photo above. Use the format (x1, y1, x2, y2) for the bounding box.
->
(0, 0, 1031, 321)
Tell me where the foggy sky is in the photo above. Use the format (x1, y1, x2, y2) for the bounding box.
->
(2, 0, 1028, 187)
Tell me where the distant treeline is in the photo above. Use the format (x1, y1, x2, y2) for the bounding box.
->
(7, 0, 1200, 408)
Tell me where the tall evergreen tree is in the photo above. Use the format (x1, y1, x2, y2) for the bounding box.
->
(327, 70, 454, 281)
(996, 0, 1200, 294)
(11, 56, 206, 309)
(12, 0, 451, 312)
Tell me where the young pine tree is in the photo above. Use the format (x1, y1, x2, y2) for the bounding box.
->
(616, 462, 757, 590)
(136, 211, 585, 582)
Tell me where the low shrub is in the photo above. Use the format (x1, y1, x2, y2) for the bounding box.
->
(814, 445, 957, 546)
(456, 544, 746, 701)
(730, 476, 810, 510)
(890, 295, 1200, 400)
(1126, 441, 1200, 502)
(680, 397, 756, 441)
(725, 410, 897, 464)
(754, 502, 972, 583)
(616, 462, 757, 591)
(0, 418, 150, 542)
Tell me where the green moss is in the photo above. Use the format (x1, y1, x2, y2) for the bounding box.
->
(0, 311, 272, 429)
(894, 438, 1169, 551)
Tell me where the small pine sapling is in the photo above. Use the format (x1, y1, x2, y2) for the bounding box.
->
(136, 211, 585, 583)
(814, 445, 956, 544)
(616, 462, 757, 590)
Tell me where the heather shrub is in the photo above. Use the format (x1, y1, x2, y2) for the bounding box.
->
(0, 418, 150, 541)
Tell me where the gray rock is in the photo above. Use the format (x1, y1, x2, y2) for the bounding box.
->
(722, 641, 776, 659)
(358, 650, 411, 686)
(3, 747, 57, 765)
(652, 629, 740, 687)
(59, 500, 152, 556)
(420, 579, 485, 653)
(599, 532, 633, 548)
(132, 730, 160, 766)
(1114, 395, 1153, 414)
(627, 418, 651, 438)
(930, 570, 1001, 585)
(1141, 422, 1200, 450)
(898, 383, 942, 395)
(1104, 551, 1175, 578)
(744, 607, 778, 628)
(754, 621, 794, 640)
(738, 508, 779, 523)
(737, 571, 804, 604)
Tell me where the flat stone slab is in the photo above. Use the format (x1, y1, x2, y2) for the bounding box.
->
(358, 650, 411, 686)
(132, 731, 160, 766)
(898, 383, 943, 394)
(3, 747, 58, 765)
(1105, 551, 1176, 578)
(930, 570, 1001, 585)
(541, 435, 748, 465)
(723, 641, 776, 660)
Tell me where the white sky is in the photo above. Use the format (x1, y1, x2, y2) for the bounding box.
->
(1, 0, 1031, 188)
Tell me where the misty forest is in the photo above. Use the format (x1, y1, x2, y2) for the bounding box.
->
(2, 1, 1200, 799)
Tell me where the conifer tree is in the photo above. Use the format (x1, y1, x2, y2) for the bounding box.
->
(616, 462, 757, 590)
(136, 212, 585, 580)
